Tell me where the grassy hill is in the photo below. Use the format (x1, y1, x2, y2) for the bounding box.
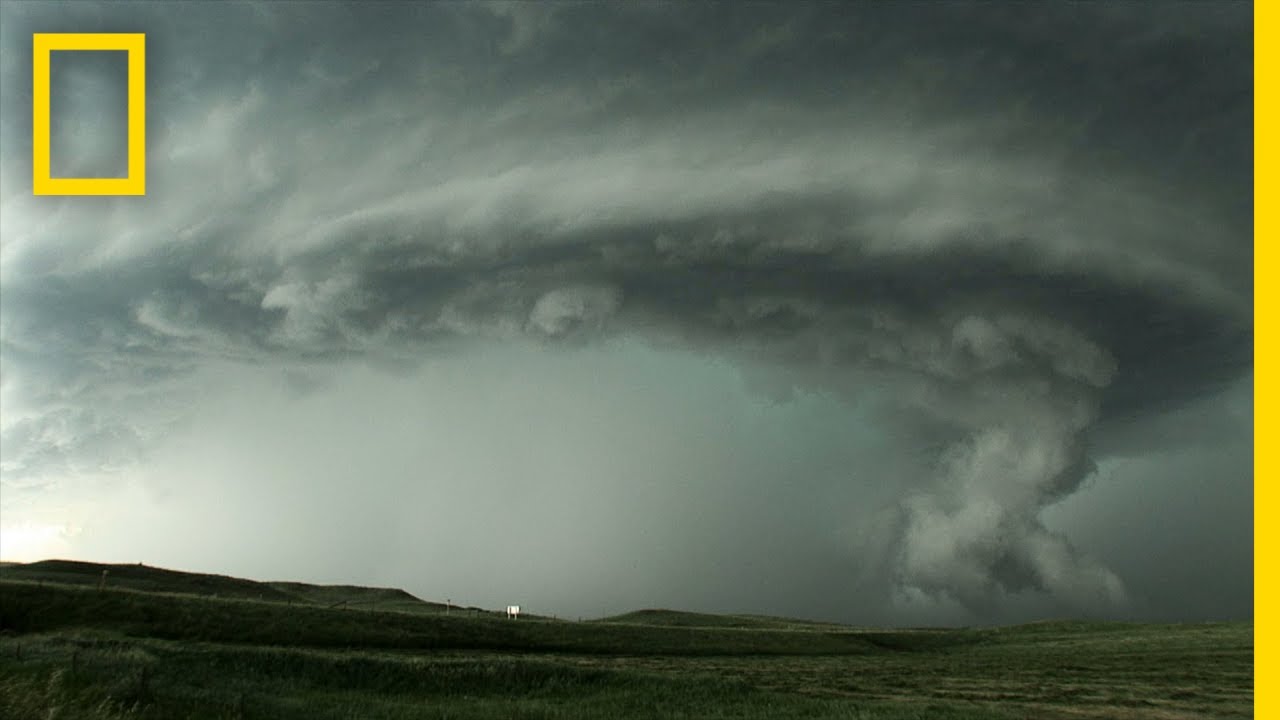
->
(0, 559, 475, 616)
(264, 581, 500, 617)
(0, 560, 301, 603)
(0, 561, 1253, 720)
(0, 560, 692, 623)
(595, 608, 855, 631)
(0, 580, 898, 656)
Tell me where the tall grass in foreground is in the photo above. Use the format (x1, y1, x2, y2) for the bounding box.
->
(0, 632, 1014, 720)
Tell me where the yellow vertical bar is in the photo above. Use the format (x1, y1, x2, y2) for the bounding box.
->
(1257, 1, 1271, 717)
(31, 35, 51, 193)
(127, 35, 145, 194)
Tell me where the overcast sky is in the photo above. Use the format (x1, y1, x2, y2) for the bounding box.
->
(0, 1, 1252, 626)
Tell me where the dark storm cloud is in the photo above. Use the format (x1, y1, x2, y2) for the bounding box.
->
(0, 1, 1251, 622)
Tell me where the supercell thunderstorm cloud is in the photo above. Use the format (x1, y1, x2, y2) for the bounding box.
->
(0, 2, 1252, 626)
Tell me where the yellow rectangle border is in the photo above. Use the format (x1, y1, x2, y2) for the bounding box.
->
(1257, 2, 1270, 718)
(32, 33, 145, 195)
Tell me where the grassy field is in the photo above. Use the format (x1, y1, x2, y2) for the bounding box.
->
(0, 561, 1253, 719)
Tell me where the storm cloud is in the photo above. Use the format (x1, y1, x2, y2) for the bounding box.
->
(0, 1, 1251, 625)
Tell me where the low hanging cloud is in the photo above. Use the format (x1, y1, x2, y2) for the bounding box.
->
(528, 285, 622, 339)
(0, 1, 1251, 623)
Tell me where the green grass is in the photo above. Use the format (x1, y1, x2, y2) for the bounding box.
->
(0, 631, 1028, 720)
(0, 567, 1253, 719)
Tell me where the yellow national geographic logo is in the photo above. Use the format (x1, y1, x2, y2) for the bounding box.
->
(32, 33, 146, 196)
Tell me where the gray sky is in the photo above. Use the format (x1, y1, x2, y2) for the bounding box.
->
(0, 1, 1252, 626)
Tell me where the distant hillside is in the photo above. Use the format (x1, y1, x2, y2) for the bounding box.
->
(264, 581, 496, 616)
(0, 579, 935, 655)
(0, 560, 468, 615)
(267, 581, 423, 606)
(0, 561, 850, 628)
(594, 608, 850, 631)
(0, 560, 299, 603)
